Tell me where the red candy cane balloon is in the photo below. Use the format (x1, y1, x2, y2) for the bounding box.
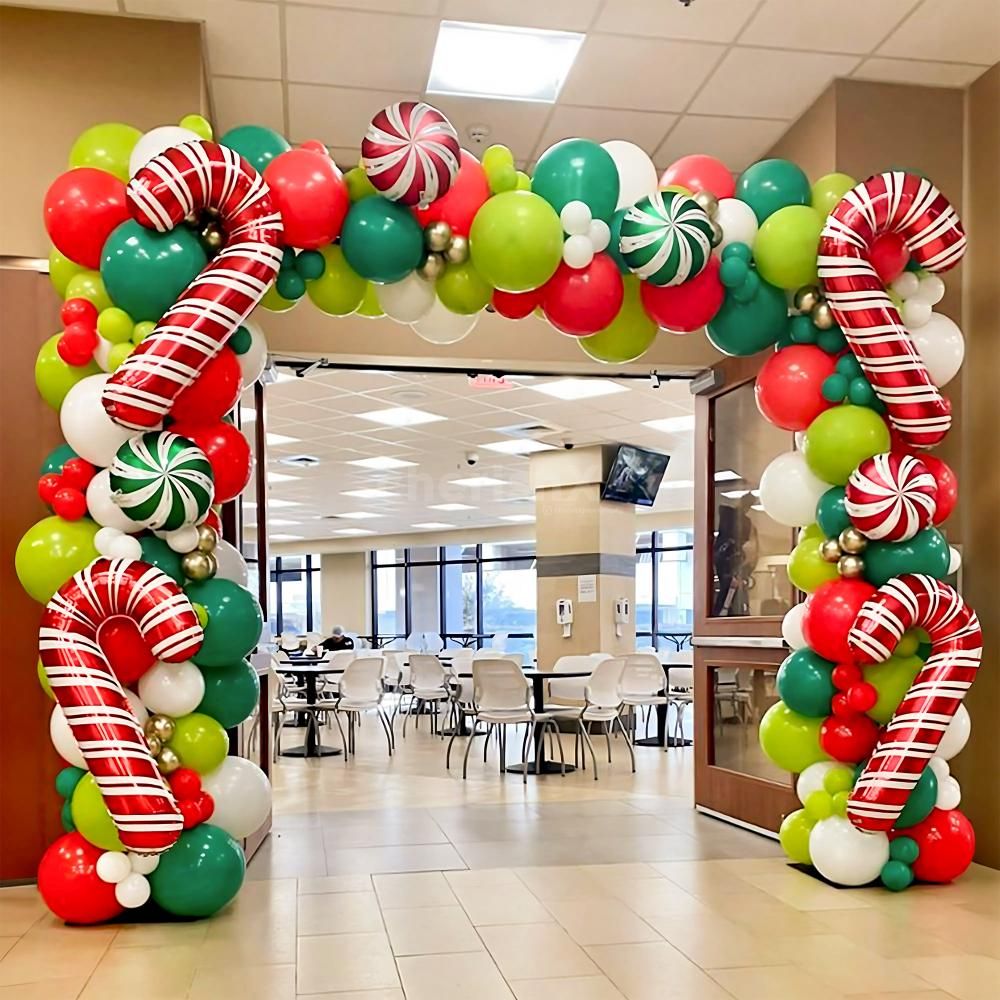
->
(102, 140, 283, 430)
(39, 559, 204, 853)
(847, 574, 981, 833)
(845, 452, 937, 542)
(818, 172, 966, 450)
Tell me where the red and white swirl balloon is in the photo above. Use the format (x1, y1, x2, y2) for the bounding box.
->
(845, 452, 937, 542)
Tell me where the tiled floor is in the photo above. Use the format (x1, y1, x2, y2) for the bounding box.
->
(1, 714, 998, 998)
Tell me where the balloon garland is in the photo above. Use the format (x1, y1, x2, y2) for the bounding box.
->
(21, 101, 978, 923)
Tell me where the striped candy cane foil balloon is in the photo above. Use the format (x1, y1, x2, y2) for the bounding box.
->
(818, 172, 966, 450)
(847, 574, 981, 833)
(102, 140, 283, 430)
(39, 559, 204, 853)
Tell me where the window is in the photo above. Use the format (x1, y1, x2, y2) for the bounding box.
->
(271, 554, 322, 638)
(635, 530, 694, 650)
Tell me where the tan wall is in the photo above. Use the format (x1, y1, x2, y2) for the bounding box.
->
(766, 84, 837, 179)
(320, 552, 369, 637)
(0, 6, 206, 259)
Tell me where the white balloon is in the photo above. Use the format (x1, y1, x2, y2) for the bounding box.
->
(96, 851, 132, 884)
(715, 198, 758, 253)
(129, 125, 200, 177)
(559, 200, 592, 236)
(86, 470, 138, 533)
(759, 451, 830, 527)
(936, 774, 962, 810)
(562, 234, 595, 269)
(890, 272, 920, 299)
(109, 534, 142, 560)
(601, 140, 658, 211)
(214, 539, 249, 586)
(782, 603, 808, 650)
(138, 661, 206, 717)
(915, 273, 946, 306)
(901, 298, 932, 330)
(912, 312, 964, 387)
(796, 761, 843, 805)
(94, 337, 113, 373)
(588, 219, 611, 253)
(936, 703, 970, 760)
(809, 816, 889, 887)
(948, 546, 962, 575)
(235, 318, 268, 385)
(122, 687, 148, 729)
(94, 526, 123, 557)
(128, 852, 160, 876)
(928, 756, 950, 781)
(166, 524, 200, 553)
(201, 756, 272, 839)
(411, 299, 479, 345)
(50, 706, 86, 768)
(376, 272, 436, 323)
(115, 872, 151, 909)
(60, 375, 138, 468)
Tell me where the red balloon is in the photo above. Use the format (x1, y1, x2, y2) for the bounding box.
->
(803, 578, 877, 663)
(640, 255, 724, 332)
(171, 419, 252, 503)
(542, 255, 624, 337)
(492, 287, 542, 320)
(179, 798, 204, 829)
(39, 473, 63, 505)
(847, 681, 878, 713)
(197, 791, 215, 823)
(414, 150, 489, 236)
(52, 487, 88, 521)
(754, 344, 837, 431)
(871, 232, 908, 284)
(264, 147, 349, 249)
(907, 808, 975, 883)
(43, 168, 129, 269)
(202, 508, 223, 533)
(60, 297, 98, 328)
(58, 322, 99, 366)
(820, 713, 880, 762)
(98, 616, 155, 686)
(920, 454, 958, 524)
(658, 154, 735, 200)
(168, 767, 202, 800)
(831, 663, 863, 691)
(61, 457, 97, 491)
(831, 692, 853, 719)
(37, 832, 124, 925)
(171, 347, 243, 425)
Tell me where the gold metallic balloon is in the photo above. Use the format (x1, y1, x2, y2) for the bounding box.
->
(424, 220, 452, 253)
(416, 252, 446, 280)
(201, 223, 224, 252)
(839, 526, 868, 554)
(812, 301, 835, 330)
(794, 285, 821, 313)
(693, 190, 719, 217)
(145, 734, 162, 757)
(709, 220, 724, 247)
(820, 539, 843, 563)
(838, 554, 866, 578)
(156, 746, 181, 774)
(196, 524, 218, 553)
(182, 550, 217, 581)
(146, 714, 176, 743)
(444, 235, 469, 264)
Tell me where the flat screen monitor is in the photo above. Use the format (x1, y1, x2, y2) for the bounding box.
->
(601, 445, 670, 507)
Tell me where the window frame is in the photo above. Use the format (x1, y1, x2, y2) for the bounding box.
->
(270, 554, 321, 636)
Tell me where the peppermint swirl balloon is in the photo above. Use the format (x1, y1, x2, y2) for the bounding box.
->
(844, 452, 937, 542)
(619, 191, 714, 286)
(361, 101, 460, 208)
(110, 431, 214, 531)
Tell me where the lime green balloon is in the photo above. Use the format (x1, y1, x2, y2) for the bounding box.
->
(345, 165, 377, 202)
(863, 653, 921, 724)
(823, 765, 855, 795)
(436, 261, 492, 315)
(753, 206, 824, 290)
(864, 527, 950, 589)
(35, 333, 100, 410)
(787, 535, 839, 593)
(804, 790, 833, 821)
(803, 405, 891, 486)
(482, 144, 515, 175)
(896, 630, 922, 657)
(489, 164, 518, 194)
(71, 773, 124, 851)
(49, 248, 83, 297)
(831, 790, 850, 816)
(779, 809, 815, 864)
(811, 172, 856, 217)
(260, 283, 298, 312)
(759, 701, 828, 773)
(148, 824, 245, 917)
(580, 275, 657, 363)
(169, 712, 229, 774)
(515, 170, 532, 191)
(799, 522, 825, 544)
(777, 648, 836, 717)
(65, 270, 112, 311)
(469, 191, 562, 293)
(196, 659, 260, 729)
(531, 139, 620, 223)
(340, 197, 424, 284)
(306, 245, 366, 316)
(108, 342, 133, 371)
(186, 578, 263, 667)
(68, 122, 141, 182)
(38, 659, 55, 701)
(15, 515, 100, 603)
(139, 535, 186, 585)
(219, 125, 290, 174)
(356, 283, 384, 317)
(735, 158, 811, 223)
(180, 114, 213, 141)
(96, 307, 134, 344)
(705, 279, 787, 357)
(132, 320, 156, 345)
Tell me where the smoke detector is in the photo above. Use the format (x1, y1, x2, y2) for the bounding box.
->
(467, 124, 491, 146)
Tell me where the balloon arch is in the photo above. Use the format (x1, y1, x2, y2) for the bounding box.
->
(19, 102, 978, 923)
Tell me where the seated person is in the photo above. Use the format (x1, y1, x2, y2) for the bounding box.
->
(319, 626, 355, 652)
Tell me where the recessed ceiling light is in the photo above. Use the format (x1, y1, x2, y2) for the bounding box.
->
(499, 514, 536, 523)
(267, 519, 300, 527)
(269, 533, 304, 541)
(347, 456, 417, 470)
(450, 476, 508, 487)
(721, 490, 750, 499)
(266, 432, 300, 446)
(659, 480, 694, 490)
(336, 511, 383, 520)
(750, 504, 766, 512)
(333, 528, 377, 536)
(429, 503, 476, 511)
(427, 20, 584, 103)
(413, 521, 454, 530)
(529, 379, 628, 400)
(481, 439, 557, 455)
(268, 499, 302, 509)
(358, 406, 445, 427)
(714, 469, 741, 482)
(342, 488, 398, 499)
(241, 406, 257, 421)
(267, 471, 299, 483)
(643, 415, 695, 434)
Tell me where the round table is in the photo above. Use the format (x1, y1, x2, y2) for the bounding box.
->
(276, 663, 345, 758)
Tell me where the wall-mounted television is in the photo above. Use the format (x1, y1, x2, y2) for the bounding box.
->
(601, 445, 670, 507)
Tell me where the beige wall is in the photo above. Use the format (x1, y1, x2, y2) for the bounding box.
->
(320, 552, 369, 637)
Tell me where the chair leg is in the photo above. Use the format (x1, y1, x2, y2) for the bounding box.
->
(522, 723, 533, 784)
(614, 714, 636, 773)
(483, 724, 493, 762)
(378, 707, 394, 756)
(462, 723, 478, 780)
(580, 722, 599, 780)
(520, 724, 531, 772)
(550, 721, 566, 776)
(446, 719, 461, 770)
(603, 721, 613, 763)
(499, 725, 506, 774)
(331, 710, 347, 757)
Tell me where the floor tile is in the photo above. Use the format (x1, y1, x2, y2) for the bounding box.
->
(586, 940, 735, 1000)
(188, 962, 296, 1000)
(382, 905, 484, 956)
(510, 975, 627, 999)
(479, 922, 601, 980)
(901, 954, 1000, 1000)
(325, 843, 467, 876)
(514, 867, 611, 901)
(297, 875, 373, 895)
(543, 896, 661, 946)
(297, 892, 383, 936)
(451, 878, 554, 926)
(78, 943, 199, 1000)
(708, 965, 846, 1000)
(645, 911, 788, 969)
(397, 951, 514, 1000)
(372, 871, 457, 909)
(0, 944, 14, 963)
(0, 927, 115, 988)
(0, 892, 46, 938)
(294, 991, 404, 1000)
(109, 921, 208, 949)
(0, 981, 88, 999)
(321, 815, 448, 849)
(296, 932, 399, 995)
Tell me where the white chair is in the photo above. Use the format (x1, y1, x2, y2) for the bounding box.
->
(335, 655, 393, 760)
(403, 654, 451, 737)
(405, 631, 425, 652)
(546, 653, 610, 702)
(488, 630, 508, 651)
(666, 662, 694, 745)
(318, 650, 356, 699)
(620, 653, 669, 746)
(268, 660, 334, 761)
(422, 632, 445, 653)
(473, 649, 523, 666)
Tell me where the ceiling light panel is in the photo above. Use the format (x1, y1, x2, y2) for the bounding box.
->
(266, 432, 300, 446)
(642, 415, 696, 434)
(347, 456, 417, 470)
(358, 407, 445, 427)
(450, 476, 508, 487)
(428, 503, 476, 511)
(342, 488, 398, 499)
(412, 521, 454, 530)
(335, 511, 383, 520)
(481, 439, 557, 455)
(529, 379, 629, 400)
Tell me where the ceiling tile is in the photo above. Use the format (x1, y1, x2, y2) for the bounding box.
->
(654, 115, 789, 172)
(205, 1, 282, 79)
(212, 78, 286, 135)
(739, 0, 919, 54)
(534, 106, 676, 159)
(690, 47, 859, 118)
(25, 0, 117, 10)
(424, 95, 551, 161)
(438, 0, 601, 32)
(285, 6, 439, 90)
(560, 35, 725, 112)
(852, 58, 989, 88)
(288, 84, 420, 147)
(877, 0, 1000, 66)
(596, 0, 761, 42)
(294, 0, 440, 14)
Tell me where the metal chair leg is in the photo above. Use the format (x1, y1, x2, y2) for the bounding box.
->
(331, 710, 347, 757)
(378, 707, 394, 756)
(522, 722, 533, 784)
(462, 723, 478, 779)
(580, 722, 599, 780)
(614, 714, 636, 772)
(483, 724, 493, 762)
(603, 721, 613, 763)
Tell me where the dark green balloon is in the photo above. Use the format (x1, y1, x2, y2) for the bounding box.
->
(890, 836, 919, 864)
(219, 125, 290, 175)
(101, 220, 208, 322)
(864, 527, 951, 588)
(735, 158, 811, 223)
(295, 249, 325, 280)
(607, 209, 629, 275)
(229, 326, 252, 355)
(340, 197, 424, 284)
(139, 535, 186, 586)
(55, 766, 86, 800)
(531, 139, 620, 223)
(276, 269, 306, 300)
(788, 314, 818, 344)
(706, 279, 787, 357)
(40, 444, 79, 476)
(895, 766, 937, 829)
(148, 824, 245, 917)
(880, 859, 914, 892)
(776, 648, 836, 717)
(61, 799, 75, 833)
(186, 578, 263, 668)
(197, 658, 260, 728)
(816, 325, 846, 354)
(816, 487, 851, 538)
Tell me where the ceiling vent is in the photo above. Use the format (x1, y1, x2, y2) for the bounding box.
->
(280, 455, 320, 468)
(496, 420, 565, 440)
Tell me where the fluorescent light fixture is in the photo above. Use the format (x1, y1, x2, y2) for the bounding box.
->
(659, 480, 694, 490)
(721, 490, 750, 499)
(241, 407, 257, 421)
(529, 379, 628, 401)
(347, 456, 417, 470)
(267, 519, 300, 527)
(499, 513, 536, 523)
(333, 528, 377, 536)
(342, 488, 398, 499)
(268, 499, 302, 509)
(751, 504, 766, 512)
(269, 533, 304, 541)
(714, 469, 741, 482)
(336, 511, 383, 520)
(643, 415, 695, 434)
(427, 20, 583, 103)
(358, 406, 444, 427)
(242, 500, 257, 508)
(450, 476, 508, 487)
(267, 471, 299, 483)
(266, 432, 299, 446)
(429, 503, 476, 511)
(413, 521, 453, 529)
(481, 439, 557, 455)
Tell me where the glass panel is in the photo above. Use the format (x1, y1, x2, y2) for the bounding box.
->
(376, 565, 406, 638)
(482, 540, 535, 561)
(444, 543, 477, 561)
(656, 547, 694, 631)
(711, 382, 793, 618)
(635, 531, 653, 550)
(408, 545, 439, 563)
(443, 561, 477, 639)
(657, 528, 693, 549)
(635, 551, 653, 647)
(278, 574, 308, 637)
(268, 580, 278, 639)
(279, 554, 304, 573)
(374, 548, 406, 565)
(310, 567, 321, 634)
(481, 558, 535, 657)
(409, 562, 440, 633)
(710, 665, 783, 782)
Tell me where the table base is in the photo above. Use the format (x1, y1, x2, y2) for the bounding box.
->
(280, 744, 343, 758)
(635, 735, 692, 748)
(505, 760, 577, 775)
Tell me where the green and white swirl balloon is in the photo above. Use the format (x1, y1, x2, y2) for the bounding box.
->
(619, 191, 714, 286)
(110, 431, 214, 531)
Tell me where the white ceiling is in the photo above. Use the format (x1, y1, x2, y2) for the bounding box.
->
(243, 368, 696, 542)
(30, 0, 998, 172)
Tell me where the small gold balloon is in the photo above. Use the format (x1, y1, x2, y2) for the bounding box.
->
(201, 223, 224, 252)
(444, 235, 469, 264)
(709, 220, 724, 247)
(157, 746, 181, 774)
(794, 285, 821, 313)
(693, 190, 719, 217)
(146, 734, 162, 756)
(424, 220, 452, 252)
(146, 714, 176, 743)
(838, 526, 868, 553)
(838, 554, 866, 578)
(812, 301, 835, 330)
(820, 539, 843, 563)
(416, 252, 446, 281)
(181, 550, 217, 581)
(196, 524, 218, 553)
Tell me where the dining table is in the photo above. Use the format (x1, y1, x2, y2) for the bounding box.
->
(276, 662, 346, 758)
